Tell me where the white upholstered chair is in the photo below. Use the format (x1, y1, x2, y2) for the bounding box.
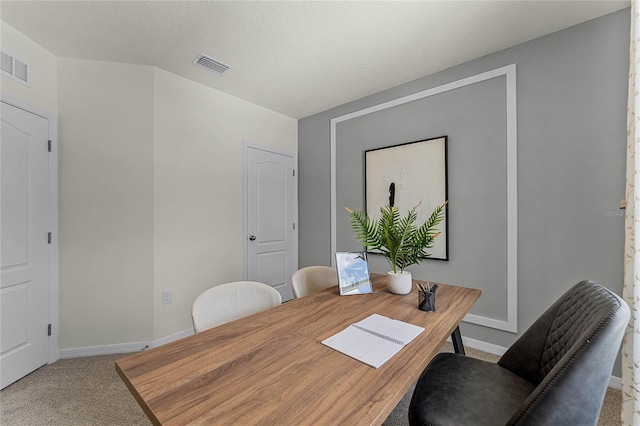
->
(191, 281, 282, 333)
(291, 266, 338, 299)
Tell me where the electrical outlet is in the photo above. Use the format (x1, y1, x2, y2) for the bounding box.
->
(162, 290, 172, 305)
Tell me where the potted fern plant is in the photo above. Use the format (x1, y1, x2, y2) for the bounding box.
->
(345, 201, 447, 294)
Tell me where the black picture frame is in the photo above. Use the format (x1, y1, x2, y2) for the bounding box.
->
(364, 135, 449, 261)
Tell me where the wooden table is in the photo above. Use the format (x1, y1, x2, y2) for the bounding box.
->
(116, 273, 480, 425)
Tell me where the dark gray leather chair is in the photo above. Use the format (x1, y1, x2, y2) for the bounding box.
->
(408, 280, 630, 426)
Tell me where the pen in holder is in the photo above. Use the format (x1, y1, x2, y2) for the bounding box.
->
(417, 282, 437, 312)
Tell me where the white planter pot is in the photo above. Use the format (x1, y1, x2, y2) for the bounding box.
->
(387, 271, 412, 295)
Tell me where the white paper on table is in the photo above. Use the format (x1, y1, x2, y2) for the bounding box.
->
(321, 314, 424, 368)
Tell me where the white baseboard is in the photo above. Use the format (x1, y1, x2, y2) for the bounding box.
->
(58, 328, 194, 359)
(459, 336, 622, 390)
(58, 329, 624, 390)
(59, 342, 150, 359)
(152, 328, 194, 347)
(461, 336, 507, 357)
(608, 375, 622, 390)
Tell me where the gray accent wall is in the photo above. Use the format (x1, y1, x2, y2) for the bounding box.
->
(336, 75, 509, 324)
(298, 8, 629, 373)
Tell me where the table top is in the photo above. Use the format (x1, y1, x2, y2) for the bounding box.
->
(116, 273, 480, 426)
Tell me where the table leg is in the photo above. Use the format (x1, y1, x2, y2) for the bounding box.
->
(451, 326, 465, 355)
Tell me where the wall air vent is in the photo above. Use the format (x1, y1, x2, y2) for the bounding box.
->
(192, 53, 232, 75)
(1, 50, 29, 86)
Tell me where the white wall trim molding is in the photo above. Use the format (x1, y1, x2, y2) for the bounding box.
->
(58, 328, 194, 359)
(1, 92, 60, 364)
(329, 64, 518, 333)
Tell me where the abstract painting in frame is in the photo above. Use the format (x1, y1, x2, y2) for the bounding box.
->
(365, 135, 448, 260)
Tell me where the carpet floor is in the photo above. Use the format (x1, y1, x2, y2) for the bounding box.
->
(1, 342, 622, 425)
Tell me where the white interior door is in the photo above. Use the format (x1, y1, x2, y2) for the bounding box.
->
(245, 145, 296, 302)
(1, 102, 51, 389)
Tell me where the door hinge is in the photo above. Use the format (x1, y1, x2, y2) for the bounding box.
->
(48, 232, 52, 244)
(293, 223, 296, 230)
(48, 324, 52, 336)
(48, 140, 52, 152)
(293, 169, 295, 177)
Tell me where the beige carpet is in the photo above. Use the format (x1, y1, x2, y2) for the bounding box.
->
(1, 343, 622, 425)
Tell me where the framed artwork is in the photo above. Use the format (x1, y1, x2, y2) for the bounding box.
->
(336, 251, 373, 295)
(365, 135, 448, 260)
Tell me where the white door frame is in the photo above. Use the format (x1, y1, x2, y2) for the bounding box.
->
(242, 141, 298, 281)
(2, 93, 59, 364)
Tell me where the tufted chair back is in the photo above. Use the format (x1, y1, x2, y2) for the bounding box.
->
(497, 280, 629, 425)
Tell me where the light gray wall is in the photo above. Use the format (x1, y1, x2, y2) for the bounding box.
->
(298, 9, 628, 374)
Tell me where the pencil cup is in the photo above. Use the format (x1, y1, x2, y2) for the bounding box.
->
(418, 291, 436, 312)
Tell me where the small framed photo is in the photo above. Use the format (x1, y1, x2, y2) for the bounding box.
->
(336, 251, 373, 295)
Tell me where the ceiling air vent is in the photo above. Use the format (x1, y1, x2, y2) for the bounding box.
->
(192, 53, 231, 75)
(1, 50, 29, 86)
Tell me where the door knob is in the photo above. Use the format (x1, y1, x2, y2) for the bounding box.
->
(249, 235, 256, 241)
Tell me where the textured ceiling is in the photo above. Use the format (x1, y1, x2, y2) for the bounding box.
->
(0, 1, 629, 119)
